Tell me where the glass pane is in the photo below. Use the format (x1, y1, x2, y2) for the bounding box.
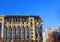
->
(13, 27, 16, 39)
(4, 28, 7, 40)
(7, 27, 12, 39)
(22, 27, 24, 39)
(17, 27, 20, 39)
(26, 28, 29, 39)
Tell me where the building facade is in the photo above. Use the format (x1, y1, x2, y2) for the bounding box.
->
(43, 26, 60, 42)
(0, 15, 42, 42)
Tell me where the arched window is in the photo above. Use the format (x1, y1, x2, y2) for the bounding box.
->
(13, 26, 16, 39)
(7, 26, 12, 39)
(9, 26, 12, 39)
(26, 26, 29, 39)
(17, 26, 20, 39)
(4, 26, 7, 40)
(22, 26, 25, 39)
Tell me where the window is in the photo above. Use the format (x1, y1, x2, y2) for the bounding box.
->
(26, 22, 28, 24)
(22, 22, 24, 24)
(31, 33, 33, 34)
(26, 27, 29, 39)
(38, 26, 42, 32)
(30, 19, 33, 21)
(31, 36, 33, 38)
(16, 18, 17, 21)
(27, 26, 28, 28)
(25, 18, 26, 21)
(30, 22, 33, 27)
(7, 26, 12, 39)
(22, 26, 25, 39)
(31, 29, 33, 31)
(4, 27, 7, 40)
(26, 28, 29, 34)
(38, 26, 42, 38)
(36, 33, 38, 38)
(13, 26, 16, 39)
(10, 22, 11, 24)
(17, 26, 20, 39)
(13, 18, 16, 21)
(31, 22, 33, 25)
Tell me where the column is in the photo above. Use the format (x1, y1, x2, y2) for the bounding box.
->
(1, 21, 4, 41)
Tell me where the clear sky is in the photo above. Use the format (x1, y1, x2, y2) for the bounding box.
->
(0, 0, 60, 29)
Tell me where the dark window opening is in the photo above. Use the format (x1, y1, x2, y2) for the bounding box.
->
(22, 22, 24, 24)
(31, 29, 33, 31)
(31, 33, 33, 34)
(31, 36, 33, 38)
(31, 22, 33, 25)
(10, 22, 11, 24)
(30, 19, 33, 21)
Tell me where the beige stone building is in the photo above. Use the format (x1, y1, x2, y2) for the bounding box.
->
(43, 26, 60, 42)
(0, 15, 42, 42)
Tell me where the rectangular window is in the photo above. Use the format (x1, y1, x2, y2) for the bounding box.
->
(10, 22, 11, 24)
(7, 28, 12, 39)
(17, 28, 20, 39)
(13, 28, 16, 39)
(26, 28, 29, 39)
(22, 22, 24, 24)
(4, 28, 7, 40)
(31, 22, 33, 25)
(22, 27, 25, 39)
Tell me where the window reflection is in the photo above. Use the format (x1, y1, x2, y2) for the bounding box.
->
(13, 26, 16, 39)
(7, 26, 12, 39)
(26, 27, 29, 39)
(17, 26, 20, 39)
(22, 26, 25, 39)
(4, 27, 7, 40)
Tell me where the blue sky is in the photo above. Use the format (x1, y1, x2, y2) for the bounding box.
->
(0, 0, 60, 29)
